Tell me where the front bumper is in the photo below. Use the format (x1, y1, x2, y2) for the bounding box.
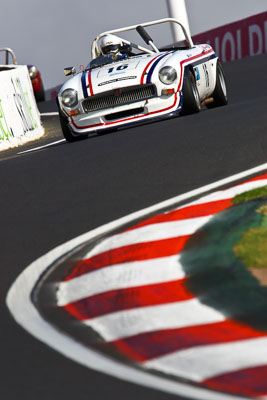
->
(66, 92, 182, 135)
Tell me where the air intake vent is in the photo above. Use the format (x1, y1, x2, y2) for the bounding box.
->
(83, 84, 157, 113)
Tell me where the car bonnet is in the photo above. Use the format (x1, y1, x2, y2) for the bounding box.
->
(82, 52, 170, 97)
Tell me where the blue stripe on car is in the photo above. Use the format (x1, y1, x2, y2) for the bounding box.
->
(81, 71, 88, 98)
(146, 53, 170, 83)
(191, 53, 217, 67)
(180, 54, 216, 91)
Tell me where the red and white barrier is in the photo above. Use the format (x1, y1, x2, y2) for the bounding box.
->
(0, 65, 44, 151)
(193, 12, 267, 62)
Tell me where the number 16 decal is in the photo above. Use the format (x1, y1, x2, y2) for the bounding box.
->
(108, 64, 128, 73)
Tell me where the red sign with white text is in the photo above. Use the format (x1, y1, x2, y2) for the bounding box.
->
(192, 12, 267, 62)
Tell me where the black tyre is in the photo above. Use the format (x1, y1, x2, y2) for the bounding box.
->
(207, 61, 228, 109)
(181, 69, 201, 115)
(59, 112, 86, 142)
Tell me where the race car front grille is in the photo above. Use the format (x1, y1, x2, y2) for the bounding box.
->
(82, 84, 157, 113)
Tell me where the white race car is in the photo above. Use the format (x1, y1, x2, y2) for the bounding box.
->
(57, 18, 228, 142)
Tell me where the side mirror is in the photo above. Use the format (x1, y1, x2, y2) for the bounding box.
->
(64, 67, 76, 76)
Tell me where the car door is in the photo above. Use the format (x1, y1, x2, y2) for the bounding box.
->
(193, 60, 215, 100)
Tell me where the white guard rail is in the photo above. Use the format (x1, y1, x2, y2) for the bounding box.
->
(0, 65, 44, 151)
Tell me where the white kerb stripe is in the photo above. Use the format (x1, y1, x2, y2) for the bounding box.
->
(57, 255, 185, 306)
(145, 336, 267, 382)
(8, 166, 267, 400)
(86, 215, 211, 259)
(191, 180, 267, 206)
(84, 298, 225, 341)
(126, 179, 267, 221)
(85, 180, 267, 260)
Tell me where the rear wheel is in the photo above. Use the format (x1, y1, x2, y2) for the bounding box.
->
(181, 70, 201, 115)
(206, 61, 228, 109)
(59, 112, 87, 142)
(35, 82, 45, 102)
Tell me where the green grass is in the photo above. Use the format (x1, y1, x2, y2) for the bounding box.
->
(232, 186, 267, 205)
(232, 186, 267, 269)
(257, 204, 267, 216)
(234, 227, 267, 269)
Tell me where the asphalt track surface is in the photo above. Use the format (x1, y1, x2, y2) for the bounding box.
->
(1, 54, 267, 400)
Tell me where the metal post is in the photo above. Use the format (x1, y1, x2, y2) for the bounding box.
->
(166, 0, 191, 43)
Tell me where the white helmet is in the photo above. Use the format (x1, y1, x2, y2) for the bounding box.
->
(100, 34, 122, 55)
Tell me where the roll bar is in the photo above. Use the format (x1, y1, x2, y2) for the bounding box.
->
(91, 18, 194, 59)
(0, 48, 18, 65)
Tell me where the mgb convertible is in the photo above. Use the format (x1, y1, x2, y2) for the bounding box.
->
(57, 18, 228, 142)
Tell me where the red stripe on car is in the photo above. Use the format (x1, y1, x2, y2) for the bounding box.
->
(140, 54, 162, 84)
(88, 69, 94, 96)
(177, 49, 214, 92)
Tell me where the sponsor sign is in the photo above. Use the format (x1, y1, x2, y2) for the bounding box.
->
(193, 12, 267, 62)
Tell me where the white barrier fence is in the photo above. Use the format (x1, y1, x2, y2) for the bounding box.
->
(0, 65, 44, 151)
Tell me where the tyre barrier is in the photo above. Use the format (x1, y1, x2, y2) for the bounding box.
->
(0, 65, 44, 151)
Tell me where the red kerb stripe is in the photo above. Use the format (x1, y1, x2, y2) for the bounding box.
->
(242, 172, 267, 184)
(203, 365, 267, 398)
(125, 199, 232, 232)
(64, 235, 190, 281)
(109, 320, 267, 362)
(63, 278, 193, 319)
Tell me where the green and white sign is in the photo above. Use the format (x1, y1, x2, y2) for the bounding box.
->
(0, 65, 44, 150)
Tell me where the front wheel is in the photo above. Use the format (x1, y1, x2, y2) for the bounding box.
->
(59, 112, 87, 142)
(180, 70, 201, 116)
(207, 61, 228, 109)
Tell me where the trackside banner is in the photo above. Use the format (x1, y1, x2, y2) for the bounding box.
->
(192, 11, 267, 62)
(0, 65, 44, 151)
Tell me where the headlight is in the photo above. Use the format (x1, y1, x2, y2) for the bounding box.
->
(61, 89, 78, 107)
(28, 65, 38, 79)
(159, 66, 177, 85)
